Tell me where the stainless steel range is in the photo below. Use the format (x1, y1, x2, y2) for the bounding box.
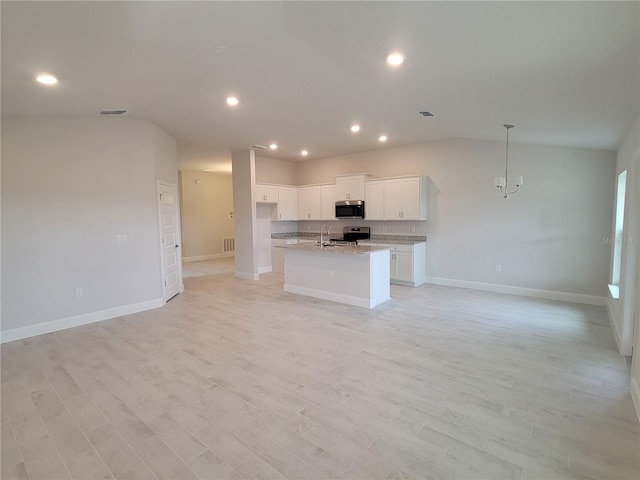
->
(331, 226, 370, 245)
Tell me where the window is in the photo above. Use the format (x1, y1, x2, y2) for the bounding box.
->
(609, 170, 627, 298)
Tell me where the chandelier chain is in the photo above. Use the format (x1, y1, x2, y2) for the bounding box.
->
(496, 124, 521, 199)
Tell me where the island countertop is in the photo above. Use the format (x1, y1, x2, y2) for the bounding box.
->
(359, 238, 426, 246)
(276, 243, 391, 255)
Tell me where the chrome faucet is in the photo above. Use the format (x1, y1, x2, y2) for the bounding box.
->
(320, 225, 330, 246)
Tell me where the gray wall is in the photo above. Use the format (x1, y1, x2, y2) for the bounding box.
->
(255, 155, 298, 185)
(1, 117, 177, 335)
(296, 138, 616, 297)
(179, 171, 234, 259)
(611, 116, 640, 360)
(231, 149, 258, 280)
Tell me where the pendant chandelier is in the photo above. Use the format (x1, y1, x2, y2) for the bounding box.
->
(494, 124, 523, 199)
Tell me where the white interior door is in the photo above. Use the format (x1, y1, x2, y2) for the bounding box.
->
(159, 183, 180, 301)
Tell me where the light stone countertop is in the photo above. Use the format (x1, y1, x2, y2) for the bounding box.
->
(359, 238, 426, 246)
(271, 232, 426, 244)
(275, 243, 391, 255)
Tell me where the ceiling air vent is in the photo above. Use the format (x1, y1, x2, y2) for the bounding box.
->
(99, 109, 128, 115)
(419, 111, 434, 117)
(251, 144, 267, 150)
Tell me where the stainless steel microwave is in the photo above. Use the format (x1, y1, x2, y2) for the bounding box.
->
(335, 200, 365, 219)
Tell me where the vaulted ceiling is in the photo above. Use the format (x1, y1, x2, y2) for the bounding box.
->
(2, 1, 638, 172)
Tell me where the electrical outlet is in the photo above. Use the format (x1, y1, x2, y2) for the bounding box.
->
(329, 271, 334, 279)
(307, 225, 310, 231)
(410, 226, 416, 233)
(117, 234, 127, 244)
(495, 264, 502, 273)
(75, 287, 83, 298)
(383, 226, 388, 232)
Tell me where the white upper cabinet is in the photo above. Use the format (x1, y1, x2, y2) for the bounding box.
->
(321, 184, 337, 220)
(364, 180, 385, 220)
(277, 186, 298, 220)
(400, 176, 424, 220)
(383, 179, 403, 220)
(255, 184, 278, 203)
(257, 176, 426, 222)
(336, 174, 366, 201)
(298, 186, 322, 220)
(383, 176, 427, 220)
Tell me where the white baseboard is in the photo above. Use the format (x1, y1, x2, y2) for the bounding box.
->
(608, 298, 624, 354)
(235, 271, 259, 281)
(425, 277, 607, 306)
(391, 279, 422, 287)
(284, 284, 388, 309)
(183, 253, 234, 262)
(0, 298, 164, 344)
(258, 266, 273, 274)
(631, 376, 640, 422)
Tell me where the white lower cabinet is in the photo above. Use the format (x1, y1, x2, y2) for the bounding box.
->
(271, 238, 299, 273)
(365, 241, 425, 286)
(271, 240, 285, 273)
(393, 250, 414, 283)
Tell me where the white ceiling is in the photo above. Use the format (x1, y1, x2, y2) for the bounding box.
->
(2, 1, 638, 172)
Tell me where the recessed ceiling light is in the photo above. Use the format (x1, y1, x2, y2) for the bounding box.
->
(36, 74, 58, 85)
(226, 96, 239, 106)
(350, 124, 360, 133)
(269, 143, 278, 150)
(386, 53, 404, 66)
(378, 135, 388, 142)
(301, 150, 308, 156)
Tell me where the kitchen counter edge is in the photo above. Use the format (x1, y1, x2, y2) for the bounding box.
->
(271, 232, 426, 245)
(275, 243, 391, 255)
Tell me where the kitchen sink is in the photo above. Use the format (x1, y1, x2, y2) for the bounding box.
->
(314, 242, 349, 248)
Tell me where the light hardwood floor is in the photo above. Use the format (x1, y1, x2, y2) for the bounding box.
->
(2, 259, 639, 480)
(182, 257, 235, 279)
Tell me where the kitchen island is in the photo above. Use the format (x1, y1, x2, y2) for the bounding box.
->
(278, 243, 391, 309)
